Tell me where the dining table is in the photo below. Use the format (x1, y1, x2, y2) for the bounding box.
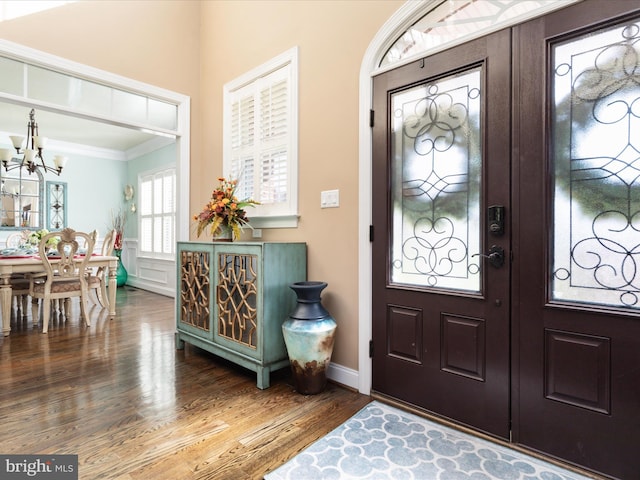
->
(0, 253, 119, 336)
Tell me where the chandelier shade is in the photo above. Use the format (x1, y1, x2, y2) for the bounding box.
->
(2, 109, 67, 176)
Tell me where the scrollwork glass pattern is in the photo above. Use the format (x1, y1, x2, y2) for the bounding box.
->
(552, 19, 640, 309)
(390, 68, 481, 292)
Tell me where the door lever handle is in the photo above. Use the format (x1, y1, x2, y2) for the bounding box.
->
(472, 245, 505, 268)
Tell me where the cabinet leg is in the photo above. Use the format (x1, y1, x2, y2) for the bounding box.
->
(256, 367, 270, 390)
(175, 333, 185, 350)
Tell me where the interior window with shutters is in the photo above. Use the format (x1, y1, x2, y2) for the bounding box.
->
(139, 167, 175, 257)
(223, 47, 299, 228)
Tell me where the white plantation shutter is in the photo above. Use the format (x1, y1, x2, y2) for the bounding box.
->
(230, 92, 255, 200)
(139, 167, 176, 257)
(139, 179, 153, 252)
(162, 174, 175, 254)
(260, 149, 288, 203)
(224, 47, 298, 227)
(259, 77, 288, 204)
(230, 154, 254, 201)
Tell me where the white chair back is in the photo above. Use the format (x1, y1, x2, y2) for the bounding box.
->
(40, 228, 96, 282)
(101, 229, 116, 256)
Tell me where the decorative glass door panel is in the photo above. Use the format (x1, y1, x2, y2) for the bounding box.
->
(551, 18, 640, 310)
(391, 67, 481, 292)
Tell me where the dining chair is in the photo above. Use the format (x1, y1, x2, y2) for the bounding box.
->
(9, 276, 30, 320)
(29, 228, 97, 333)
(5, 231, 29, 318)
(83, 230, 99, 252)
(51, 230, 100, 316)
(87, 228, 116, 308)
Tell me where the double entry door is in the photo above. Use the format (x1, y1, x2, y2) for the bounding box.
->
(371, 2, 640, 478)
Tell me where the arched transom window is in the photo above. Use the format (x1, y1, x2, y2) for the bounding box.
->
(380, 0, 579, 68)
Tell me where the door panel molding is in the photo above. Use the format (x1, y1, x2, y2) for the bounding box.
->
(387, 305, 423, 364)
(441, 313, 486, 382)
(544, 329, 611, 414)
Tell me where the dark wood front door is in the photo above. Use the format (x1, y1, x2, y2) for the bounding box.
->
(371, 28, 512, 439)
(513, 2, 640, 479)
(372, 1, 640, 478)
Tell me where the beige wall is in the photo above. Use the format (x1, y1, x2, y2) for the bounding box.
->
(200, 0, 403, 371)
(0, 0, 204, 202)
(0, 0, 405, 372)
(0, 1, 200, 93)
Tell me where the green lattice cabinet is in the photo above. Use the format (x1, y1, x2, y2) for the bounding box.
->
(175, 241, 306, 389)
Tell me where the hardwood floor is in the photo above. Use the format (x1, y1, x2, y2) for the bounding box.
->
(0, 287, 370, 479)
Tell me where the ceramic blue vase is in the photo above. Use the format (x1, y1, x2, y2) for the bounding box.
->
(282, 281, 337, 395)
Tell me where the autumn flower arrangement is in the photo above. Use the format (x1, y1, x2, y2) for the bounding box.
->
(194, 177, 259, 240)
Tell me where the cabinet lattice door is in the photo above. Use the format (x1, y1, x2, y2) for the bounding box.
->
(217, 253, 258, 348)
(179, 250, 211, 331)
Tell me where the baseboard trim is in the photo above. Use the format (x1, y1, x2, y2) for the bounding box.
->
(126, 278, 175, 298)
(327, 362, 358, 390)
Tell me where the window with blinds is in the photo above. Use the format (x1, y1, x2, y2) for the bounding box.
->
(139, 167, 175, 257)
(224, 47, 299, 228)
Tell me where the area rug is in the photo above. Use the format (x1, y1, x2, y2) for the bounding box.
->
(264, 401, 592, 480)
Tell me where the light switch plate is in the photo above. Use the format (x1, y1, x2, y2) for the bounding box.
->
(321, 189, 339, 208)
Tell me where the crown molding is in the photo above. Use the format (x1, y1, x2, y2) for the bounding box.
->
(125, 136, 175, 160)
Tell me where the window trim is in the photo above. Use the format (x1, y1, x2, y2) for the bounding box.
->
(223, 46, 299, 229)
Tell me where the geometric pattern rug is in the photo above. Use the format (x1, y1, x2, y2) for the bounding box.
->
(264, 401, 594, 480)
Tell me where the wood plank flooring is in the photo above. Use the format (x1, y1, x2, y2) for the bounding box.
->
(0, 287, 370, 479)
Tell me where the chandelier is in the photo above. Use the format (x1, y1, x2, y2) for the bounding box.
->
(0, 109, 67, 176)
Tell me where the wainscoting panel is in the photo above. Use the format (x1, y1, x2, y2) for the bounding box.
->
(122, 239, 175, 297)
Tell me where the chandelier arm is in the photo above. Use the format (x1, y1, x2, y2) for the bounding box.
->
(3, 110, 64, 176)
(27, 111, 33, 151)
